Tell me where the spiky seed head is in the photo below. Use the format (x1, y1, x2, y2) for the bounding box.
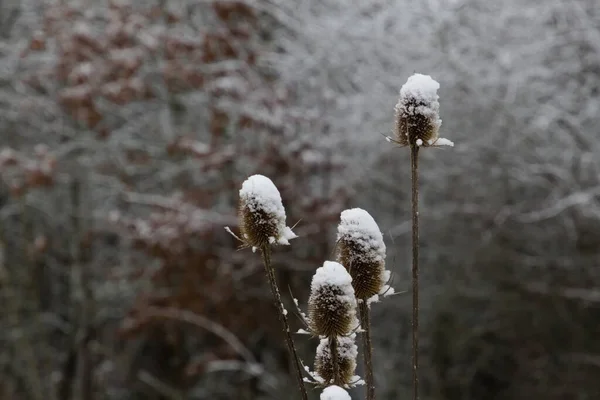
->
(315, 335, 358, 386)
(336, 208, 388, 300)
(394, 73, 442, 147)
(238, 174, 297, 251)
(308, 261, 358, 337)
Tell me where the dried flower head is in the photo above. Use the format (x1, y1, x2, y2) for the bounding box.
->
(308, 261, 358, 337)
(320, 385, 351, 400)
(238, 174, 297, 251)
(315, 335, 358, 386)
(336, 208, 390, 300)
(394, 73, 443, 147)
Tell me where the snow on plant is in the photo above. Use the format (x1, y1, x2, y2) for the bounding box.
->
(392, 73, 453, 148)
(320, 384, 352, 400)
(308, 261, 358, 337)
(227, 72, 456, 400)
(296, 261, 363, 390)
(336, 208, 392, 300)
(237, 174, 298, 252)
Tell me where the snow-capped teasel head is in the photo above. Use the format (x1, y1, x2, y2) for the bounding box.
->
(392, 73, 453, 148)
(238, 174, 297, 252)
(308, 261, 358, 337)
(337, 208, 386, 261)
(336, 208, 392, 300)
(320, 385, 352, 400)
(315, 335, 358, 387)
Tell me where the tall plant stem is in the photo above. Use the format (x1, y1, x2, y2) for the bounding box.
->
(261, 246, 308, 400)
(359, 301, 375, 400)
(410, 145, 420, 400)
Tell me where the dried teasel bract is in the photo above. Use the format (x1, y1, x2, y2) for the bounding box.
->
(336, 208, 393, 301)
(320, 385, 351, 400)
(315, 334, 358, 386)
(308, 261, 358, 337)
(394, 73, 453, 147)
(238, 174, 297, 252)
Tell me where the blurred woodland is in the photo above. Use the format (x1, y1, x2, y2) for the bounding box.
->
(1, 0, 599, 399)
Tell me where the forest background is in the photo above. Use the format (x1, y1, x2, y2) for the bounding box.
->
(1, 0, 599, 399)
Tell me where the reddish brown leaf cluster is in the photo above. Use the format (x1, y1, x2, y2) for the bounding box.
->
(22, 0, 274, 144)
(39, 2, 156, 131)
(0, 146, 57, 197)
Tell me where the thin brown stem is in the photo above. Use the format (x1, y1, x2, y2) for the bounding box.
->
(261, 247, 308, 400)
(410, 145, 420, 400)
(329, 335, 340, 385)
(359, 301, 375, 400)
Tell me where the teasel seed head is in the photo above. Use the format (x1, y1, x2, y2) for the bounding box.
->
(394, 73, 442, 147)
(315, 335, 358, 386)
(320, 385, 351, 400)
(238, 174, 297, 251)
(308, 261, 358, 337)
(337, 208, 390, 300)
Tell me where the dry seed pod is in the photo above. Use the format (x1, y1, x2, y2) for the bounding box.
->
(394, 73, 442, 147)
(238, 174, 297, 251)
(320, 385, 351, 400)
(336, 208, 389, 300)
(308, 261, 358, 337)
(315, 335, 358, 386)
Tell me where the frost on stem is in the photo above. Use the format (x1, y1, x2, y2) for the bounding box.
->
(336, 208, 393, 301)
(308, 261, 358, 337)
(237, 174, 297, 252)
(315, 334, 358, 387)
(394, 73, 453, 147)
(320, 385, 352, 400)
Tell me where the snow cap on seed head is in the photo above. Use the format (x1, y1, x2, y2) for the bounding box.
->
(336, 208, 391, 300)
(238, 174, 297, 252)
(394, 73, 449, 147)
(308, 261, 358, 337)
(320, 385, 352, 400)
